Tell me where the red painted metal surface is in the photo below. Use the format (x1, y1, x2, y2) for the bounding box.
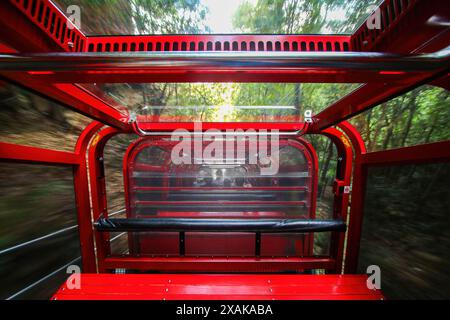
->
(0, 41, 16, 53)
(0, 1, 128, 131)
(88, 127, 120, 272)
(312, 70, 447, 131)
(0, 75, 129, 130)
(86, 34, 351, 53)
(121, 137, 318, 260)
(344, 140, 450, 274)
(52, 274, 384, 300)
(104, 257, 335, 273)
(72, 121, 104, 272)
(351, 0, 450, 54)
(0, 0, 448, 298)
(320, 128, 354, 273)
(0, 141, 80, 165)
(313, 0, 450, 131)
(0, 128, 100, 272)
(337, 121, 367, 156)
(361, 140, 450, 166)
(1, 0, 86, 52)
(14, 70, 431, 85)
(3, 54, 441, 84)
(334, 121, 367, 275)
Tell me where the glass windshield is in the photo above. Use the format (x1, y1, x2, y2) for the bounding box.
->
(53, 0, 380, 35)
(80, 82, 361, 122)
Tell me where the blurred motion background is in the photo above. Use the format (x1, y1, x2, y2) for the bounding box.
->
(0, 0, 449, 299)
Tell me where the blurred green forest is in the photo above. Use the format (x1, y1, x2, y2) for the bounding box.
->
(0, 0, 449, 299)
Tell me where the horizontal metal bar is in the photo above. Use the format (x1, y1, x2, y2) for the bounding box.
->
(0, 225, 78, 256)
(103, 256, 336, 272)
(6, 256, 81, 300)
(95, 218, 346, 233)
(132, 203, 307, 212)
(360, 140, 450, 166)
(0, 50, 448, 71)
(110, 232, 126, 242)
(0, 142, 80, 165)
(108, 208, 126, 217)
(136, 122, 307, 132)
(131, 119, 304, 137)
(133, 186, 308, 191)
(141, 105, 299, 110)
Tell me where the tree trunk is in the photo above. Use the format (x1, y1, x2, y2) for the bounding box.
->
(319, 141, 333, 198)
(365, 109, 372, 149)
(424, 113, 438, 143)
(382, 125, 393, 150)
(294, 83, 301, 117)
(400, 91, 419, 147)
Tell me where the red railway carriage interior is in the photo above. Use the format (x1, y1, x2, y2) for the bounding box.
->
(123, 137, 318, 258)
(0, 0, 449, 301)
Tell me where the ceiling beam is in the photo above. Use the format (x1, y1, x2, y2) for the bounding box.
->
(313, 0, 450, 131)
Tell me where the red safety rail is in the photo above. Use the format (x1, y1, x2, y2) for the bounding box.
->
(85, 34, 351, 53)
(52, 274, 384, 300)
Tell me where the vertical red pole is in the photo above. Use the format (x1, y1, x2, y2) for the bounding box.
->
(88, 127, 119, 272)
(343, 160, 368, 274)
(320, 128, 353, 274)
(122, 141, 138, 254)
(73, 121, 104, 273)
(296, 137, 318, 256)
(337, 122, 367, 274)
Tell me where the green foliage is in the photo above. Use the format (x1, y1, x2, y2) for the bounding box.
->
(55, 0, 210, 34)
(233, 0, 375, 33)
(350, 86, 450, 151)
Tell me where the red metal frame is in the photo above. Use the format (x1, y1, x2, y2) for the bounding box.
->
(86, 34, 351, 53)
(0, 142, 80, 165)
(320, 128, 353, 273)
(0, 124, 98, 272)
(0, 0, 449, 299)
(351, 0, 450, 54)
(87, 127, 120, 272)
(4, 61, 436, 85)
(333, 122, 368, 274)
(0, 0, 85, 53)
(360, 140, 450, 166)
(0, 0, 447, 130)
(113, 136, 320, 270)
(103, 257, 335, 273)
(0, 74, 130, 130)
(73, 121, 104, 272)
(312, 0, 450, 131)
(344, 140, 450, 274)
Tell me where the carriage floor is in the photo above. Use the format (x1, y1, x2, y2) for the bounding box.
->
(52, 274, 384, 300)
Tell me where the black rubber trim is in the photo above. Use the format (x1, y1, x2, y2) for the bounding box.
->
(95, 218, 346, 233)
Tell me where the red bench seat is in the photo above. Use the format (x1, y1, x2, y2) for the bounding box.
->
(52, 274, 384, 300)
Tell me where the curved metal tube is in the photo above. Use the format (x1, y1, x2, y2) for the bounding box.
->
(0, 49, 448, 72)
(129, 113, 307, 137)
